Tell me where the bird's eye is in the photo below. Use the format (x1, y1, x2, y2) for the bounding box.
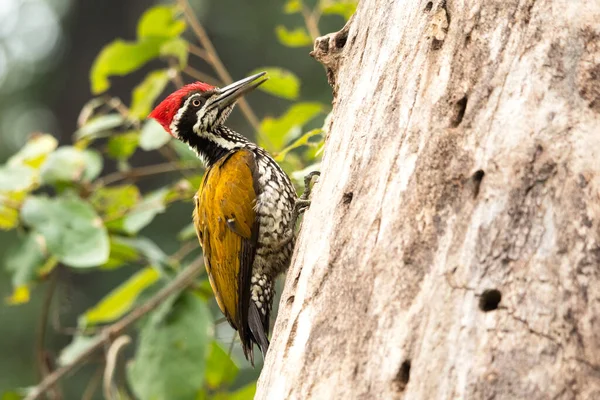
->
(192, 98, 202, 107)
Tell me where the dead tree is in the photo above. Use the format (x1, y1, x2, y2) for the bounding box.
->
(256, 0, 600, 398)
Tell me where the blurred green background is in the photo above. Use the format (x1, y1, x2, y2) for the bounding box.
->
(0, 0, 347, 398)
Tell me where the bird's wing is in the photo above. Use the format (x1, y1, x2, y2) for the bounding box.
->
(194, 148, 259, 338)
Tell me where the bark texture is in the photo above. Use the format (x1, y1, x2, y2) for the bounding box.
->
(256, 0, 600, 398)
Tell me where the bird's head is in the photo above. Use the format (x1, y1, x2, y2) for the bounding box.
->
(149, 72, 268, 139)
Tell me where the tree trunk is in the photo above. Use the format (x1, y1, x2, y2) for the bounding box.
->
(256, 0, 600, 398)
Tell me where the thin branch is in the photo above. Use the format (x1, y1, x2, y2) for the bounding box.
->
(103, 335, 131, 400)
(187, 42, 210, 63)
(168, 62, 185, 89)
(170, 240, 198, 266)
(82, 366, 103, 400)
(95, 160, 199, 187)
(302, 6, 322, 39)
(182, 66, 222, 87)
(24, 258, 205, 400)
(36, 272, 59, 398)
(177, 0, 265, 140)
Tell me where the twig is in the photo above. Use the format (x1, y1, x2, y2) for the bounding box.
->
(82, 366, 103, 400)
(302, 6, 321, 39)
(103, 335, 131, 400)
(182, 66, 222, 87)
(24, 258, 205, 400)
(170, 240, 198, 266)
(168, 61, 185, 88)
(36, 272, 58, 397)
(188, 42, 210, 63)
(177, 0, 264, 139)
(95, 161, 199, 187)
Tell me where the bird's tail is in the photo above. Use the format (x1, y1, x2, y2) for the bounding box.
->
(244, 302, 270, 365)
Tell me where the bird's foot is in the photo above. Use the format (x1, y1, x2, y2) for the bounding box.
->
(275, 171, 321, 251)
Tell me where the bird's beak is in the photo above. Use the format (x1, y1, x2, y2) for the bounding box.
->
(209, 72, 268, 111)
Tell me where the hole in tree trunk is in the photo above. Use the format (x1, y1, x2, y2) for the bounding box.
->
(394, 360, 411, 392)
(479, 289, 502, 311)
(342, 192, 354, 204)
(451, 96, 468, 127)
(424, 1, 433, 12)
(471, 169, 485, 198)
(335, 30, 348, 49)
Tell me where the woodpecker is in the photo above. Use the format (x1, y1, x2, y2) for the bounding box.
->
(149, 72, 317, 365)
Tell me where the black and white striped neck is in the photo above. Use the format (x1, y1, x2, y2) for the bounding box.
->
(180, 125, 253, 168)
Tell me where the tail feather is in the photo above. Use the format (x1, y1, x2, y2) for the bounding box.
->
(247, 302, 270, 361)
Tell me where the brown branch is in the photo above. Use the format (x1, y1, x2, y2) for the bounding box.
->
(188, 42, 210, 63)
(103, 335, 131, 400)
(24, 258, 205, 400)
(302, 6, 322, 39)
(182, 66, 222, 87)
(36, 272, 59, 398)
(168, 61, 185, 89)
(95, 160, 199, 187)
(177, 0, 265, 140)
(82, 366, 103, 400)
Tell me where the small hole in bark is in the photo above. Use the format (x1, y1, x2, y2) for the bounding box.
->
(286, 295, 295, 305)
(335, 31, 348, 49)
(451, 96, 468, 127)
(431, 38, 444, 50)
(465, 33, 472, 45)
(342, 192, 354, 204)
(424, 1, 433, 12)
(472, 169, 485, 198)
(479, 289, 502, 311)
(394, 360, 411, 391)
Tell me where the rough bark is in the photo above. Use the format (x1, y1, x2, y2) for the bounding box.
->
(256, 0, 600, 399)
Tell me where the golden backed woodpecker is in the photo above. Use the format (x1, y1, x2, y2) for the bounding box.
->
(149, 72, 317, 365)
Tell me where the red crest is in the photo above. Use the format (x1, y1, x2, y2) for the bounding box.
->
(149, 81, 215, 136)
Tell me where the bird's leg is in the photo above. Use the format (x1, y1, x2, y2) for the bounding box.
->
(275, 171, 320, 251)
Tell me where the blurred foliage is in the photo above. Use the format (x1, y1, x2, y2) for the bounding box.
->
(0, 0, 355, 398)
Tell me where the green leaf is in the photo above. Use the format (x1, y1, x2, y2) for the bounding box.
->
(118, 236, 168, 266)
(205, 342, 238, 389)
(320, 0, 357, 20)
(131, 70, 171, 120)
(128, 292, 212, 400)
(160, 38, 189, 68)
(137, 5, 186, 40)
(58, 334, 99, 366)
(0, 165, 37, 191)
(1, 391, 24, 400)
(177, 222, 196, 241)
(84, 267, 160, 325)
(91, 38, 165, 94)
(74, 114, 125, 141)
(260, 102, 324, 151)
(107, 131, 140, 160)
(82, 149, 104, 181)
(7, 133, 58, 168)
(284, 0, 303, 13)
(5, 233, 46, 288)
(20, 196, 110, 268)
(211, 383, 257, 400)
(276, 26, 312, 47)
(139, 119, 171, 151)
(248, 67, 300, 100)
(123, 189, 168, 234)
(0, 192, 25, 230)
(103, 235, 140, 269)
(275, 128, 323, 161)
(92, 185, 140, 221)
(40, 147, 87, 184)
